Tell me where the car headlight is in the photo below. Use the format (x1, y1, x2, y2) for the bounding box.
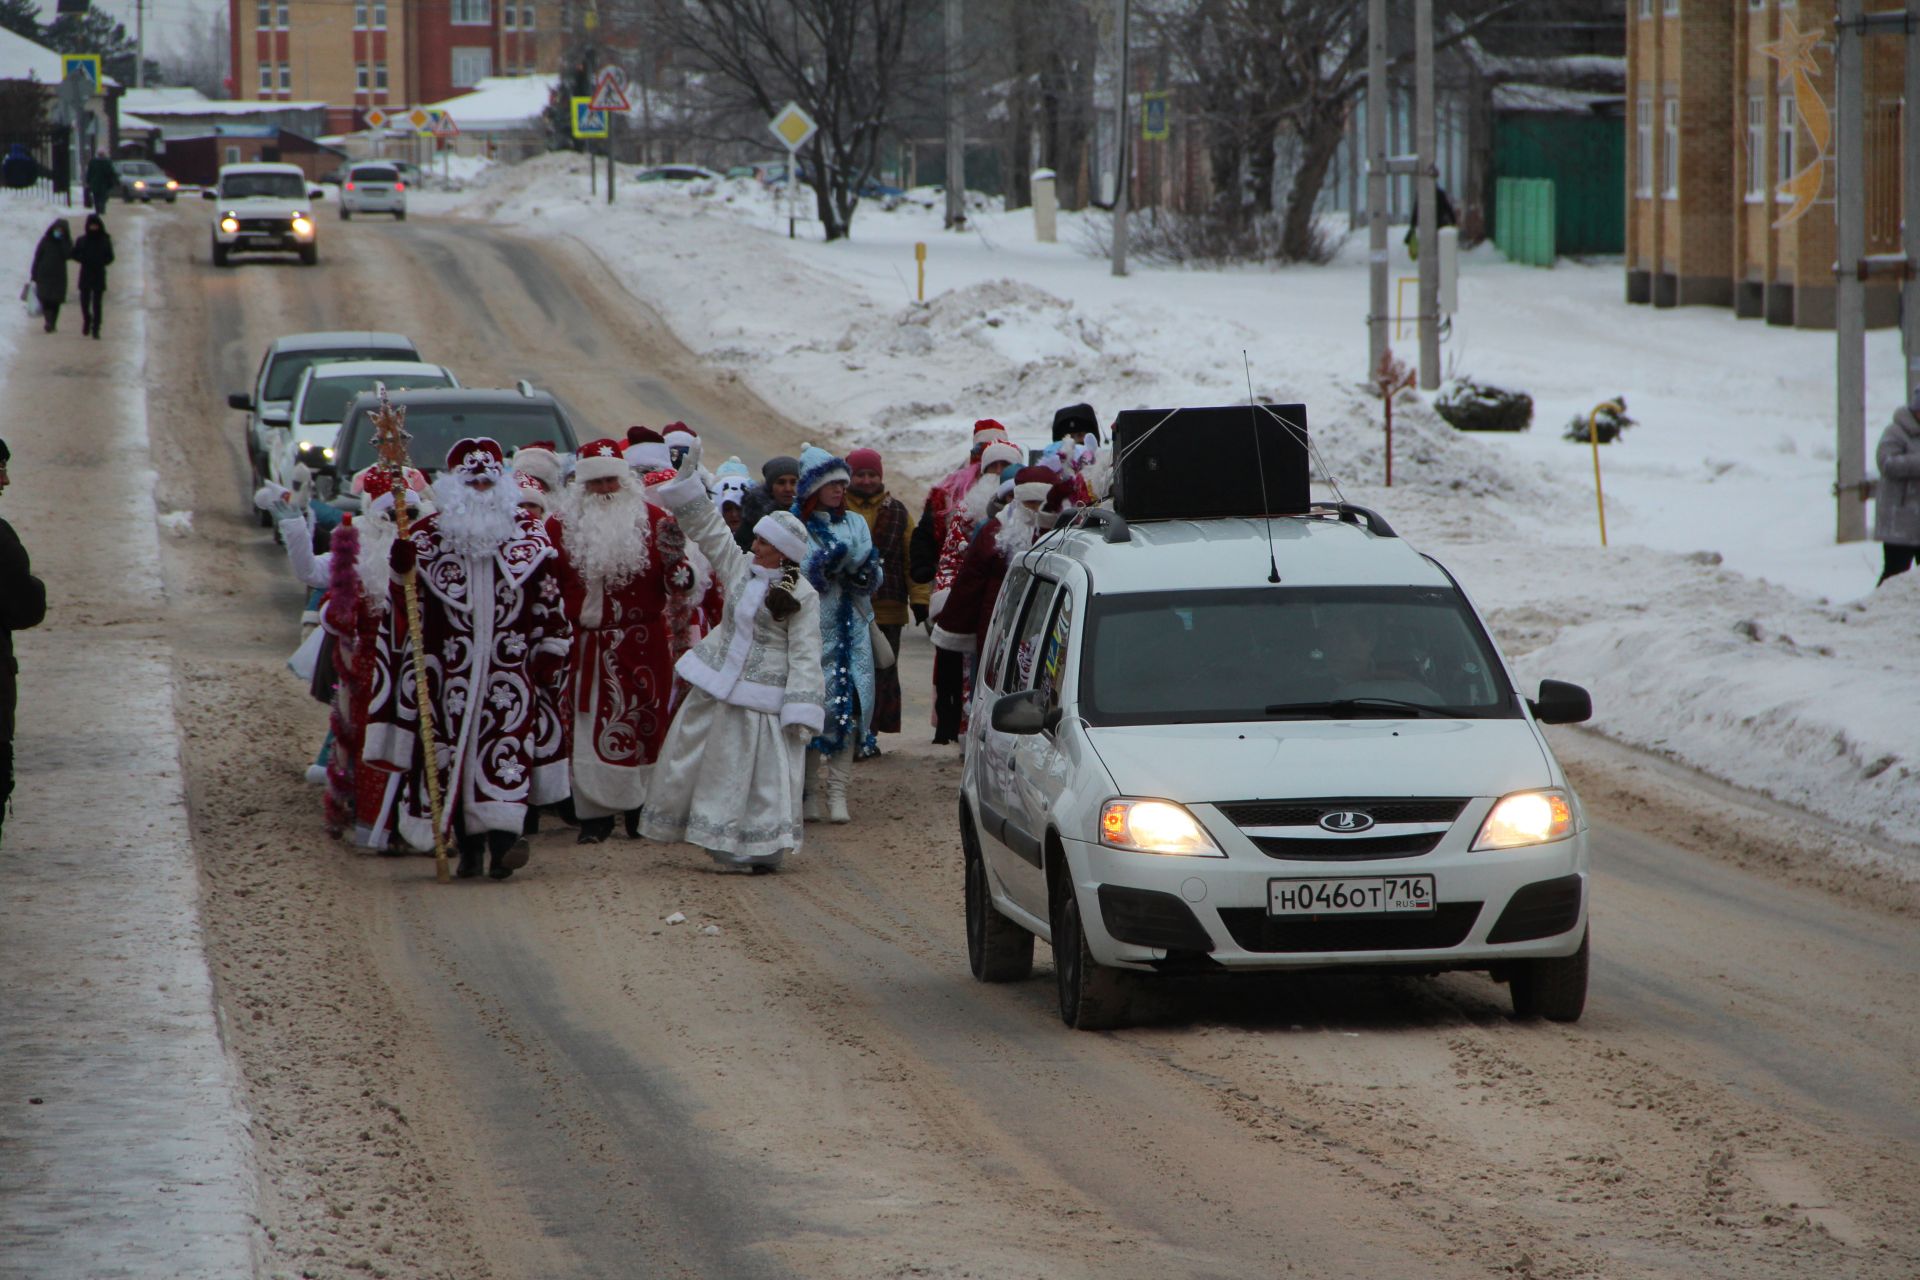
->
(291, 215, 314, 236)
(1471, 789, 1575, 851)
(1098, 799, 1224, 857)
(220, 216, 239, 233)
(134, 179, 146, 189)
(166, 179, 178, 190)
(321, 446, 335, 460)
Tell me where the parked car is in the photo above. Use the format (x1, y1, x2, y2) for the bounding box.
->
(115, 159, 179, 203)
(958, 502, 1595, 1030)
(320, 384, 586, 503)
(339, 161, 407, 220)
(634, 164, 724, 185)
(204, 162, 324, 267)
(270, 360, 459, 492)
(230, 331, 422, 522)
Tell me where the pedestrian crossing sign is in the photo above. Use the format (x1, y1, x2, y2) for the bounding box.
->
(61, 54, 101, 92)
(571, 98, 608, 140)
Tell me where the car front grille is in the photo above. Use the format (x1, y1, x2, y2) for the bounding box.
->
(238, 217, 290, 234)
(1215, 798, 1468, 827)
(1214, 797, 1468, 860)
(1250, 831, 1446, 861)
(1218, 903, 1482, 953)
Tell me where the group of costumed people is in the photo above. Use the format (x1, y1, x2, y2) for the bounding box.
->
(261, 404, 1108, 881)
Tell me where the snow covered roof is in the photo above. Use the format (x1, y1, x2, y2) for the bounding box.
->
(130, 98, 328, 116)
(421, 76, 557, 132)
(1494, 83, 1622, 115)
(119, 86, 210, 116)
(0, 25, 118, 88)
(119, 111, 161, 132)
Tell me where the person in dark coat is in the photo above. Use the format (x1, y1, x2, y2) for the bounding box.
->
(0, 437, 49, 847)
(85, 150, 118, 213)
(733, 454, 800, 552)
(1875, 388, 1920, 585)
(70, 213, 114, 340)
(2, 143, 40, 190)
(29, 220, 72, 334)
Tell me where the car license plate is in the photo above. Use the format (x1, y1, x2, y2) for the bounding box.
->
(1268, 875, 1435, 916)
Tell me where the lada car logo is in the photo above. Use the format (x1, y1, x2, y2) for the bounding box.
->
(1319, 811, 1375, 833)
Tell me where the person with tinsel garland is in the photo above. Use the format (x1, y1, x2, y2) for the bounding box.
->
(555, 438, 697, 843)
(629, 426, 720, 678)
(368, 438, 570, 880)
(735, 454, 801, 552)
(640, 439, 826, 873)
(925, 439, 1024, 740)
(1040, 403, 1102, 508)
(913, 423, 1013, 743)
(844, 446, 924, 749)
(790, 444, 881, 823)
(933, 466, 1064, 662)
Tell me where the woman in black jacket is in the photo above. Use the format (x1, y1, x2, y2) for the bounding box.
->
(29, 220, 71, 334)
(70, 214, 114, 339)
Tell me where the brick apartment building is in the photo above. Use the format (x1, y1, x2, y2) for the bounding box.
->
(229, 0, 562, 134)
(1626, 0, 1906, 328)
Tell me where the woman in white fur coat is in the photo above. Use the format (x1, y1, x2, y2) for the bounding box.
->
(640, 441, 827, 872)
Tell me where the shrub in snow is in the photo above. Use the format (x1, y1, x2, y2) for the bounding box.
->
(1564, 397, 1635, 444)
(1436, 379, 1533, 433)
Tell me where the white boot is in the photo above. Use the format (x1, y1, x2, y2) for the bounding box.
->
(802, 751, 826, 823)
(825, 751, 852, 825)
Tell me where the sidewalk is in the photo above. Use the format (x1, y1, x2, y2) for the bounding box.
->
(0, 210, 259, 1276)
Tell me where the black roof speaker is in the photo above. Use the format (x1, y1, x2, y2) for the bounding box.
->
(1109, 403, 1310, 521)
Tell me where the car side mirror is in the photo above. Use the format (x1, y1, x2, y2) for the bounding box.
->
(991, 689, 1048, 736)
(228, 392, 253, 411)
(201, 188, 216, 200)
(1527, 679, 1592, 725)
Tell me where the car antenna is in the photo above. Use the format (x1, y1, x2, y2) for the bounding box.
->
(1244, 350, 1281, 584)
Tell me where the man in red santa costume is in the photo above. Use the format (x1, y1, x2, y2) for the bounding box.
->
(368, 438, 570, 880)
(924, 438, 1024, 740)
(932, 465, 1062, 662)
(556, 437, 696, 843)
(628, 424, 716, 675)
(513, 469, 572, 821)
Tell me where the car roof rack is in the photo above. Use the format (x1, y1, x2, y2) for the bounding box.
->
(1302, 503, 1397, 538)
(1051, 506, 1131, 543)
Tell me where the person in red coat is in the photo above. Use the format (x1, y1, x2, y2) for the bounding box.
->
(932, 465, 1061, 660)
(558, 438, 696, 843)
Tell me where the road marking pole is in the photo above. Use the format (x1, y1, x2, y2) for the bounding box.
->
(1587, 399, 1621, 547)
(915, 242, 926, 301)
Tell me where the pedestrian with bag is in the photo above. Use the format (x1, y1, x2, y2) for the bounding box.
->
(1, 438, 49, 847)
(28, 219, 72, 334)
(1875, 388, 1920, 585)
(70, 214, 114, 340)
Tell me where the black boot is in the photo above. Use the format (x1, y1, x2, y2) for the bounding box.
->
(455, 834, 485, 879)
(523, 808, 541, 836)
(577, 815, 615, 844)
(488, 829, 530, 879)
(623, 807, 642, 839)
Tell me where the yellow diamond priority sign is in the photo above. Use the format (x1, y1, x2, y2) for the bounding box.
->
(768, 102, 817, 152)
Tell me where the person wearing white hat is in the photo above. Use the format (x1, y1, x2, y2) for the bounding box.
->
(640, 438, 826, 872)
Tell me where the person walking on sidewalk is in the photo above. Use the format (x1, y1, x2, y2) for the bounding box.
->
(0, 438, 49, 846)
(1876, 388, 1920, 585)
(69, 214, 113, 340)
(85, 150, 118, 215)
(29, 220, 71, 334)
(641, 441, 825, 873)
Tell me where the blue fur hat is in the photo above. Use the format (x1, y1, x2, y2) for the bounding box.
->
(794, 443, 851, 502)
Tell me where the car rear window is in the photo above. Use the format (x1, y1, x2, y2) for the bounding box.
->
(265, 347, 417, 401)
(340, 403, 576, 475)
(1079, 585, 1517, 726)
(300, 370, 452, 425)
(352, 167, 400, 183)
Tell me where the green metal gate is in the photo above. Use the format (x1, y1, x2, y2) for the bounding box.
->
(1493, 113, 1625, 256)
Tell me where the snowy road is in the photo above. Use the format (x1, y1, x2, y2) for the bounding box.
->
(67, 202, 1920, 1277)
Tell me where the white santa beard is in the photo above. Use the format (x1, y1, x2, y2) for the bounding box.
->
(435, 477, 521, 561)
(961, 472, 1002, 525)
(994, 503, 1041, 558)
(562, 485, 651, 586)
(355, 515, 397, 607)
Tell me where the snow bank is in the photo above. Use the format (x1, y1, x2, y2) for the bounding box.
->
(436, 159, 1920, 862)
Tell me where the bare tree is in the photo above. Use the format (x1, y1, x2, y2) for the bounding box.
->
(646, 0, 937, 240)
(159, 8, 232, 99)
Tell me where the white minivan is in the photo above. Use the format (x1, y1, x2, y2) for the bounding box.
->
(339, 161, 407, 220)
(958, 503, 1596, 1030)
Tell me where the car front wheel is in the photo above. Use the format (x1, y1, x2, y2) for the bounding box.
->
(963, 806, 1033, 983)
(1509, 929, 1589, 1022)
(1054, 887, 1133, 1030)
(212, 239, 230, 267)
(299, 245, 318, 266)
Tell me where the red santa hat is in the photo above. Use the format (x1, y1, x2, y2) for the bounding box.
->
(663, 421, 698, 452)
(978, 440, 1024, 474)
(446, 437, 506, 483)
(1012, 465, 1056, 505)
(514, 472, 551, 513)
(574, 437, 629, 484)
(972, 419, 1010, 450)
(625, 425, 671, 471)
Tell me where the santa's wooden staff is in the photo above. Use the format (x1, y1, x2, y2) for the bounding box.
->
(370, 389, 453, 883)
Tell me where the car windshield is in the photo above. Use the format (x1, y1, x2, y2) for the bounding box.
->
(352, 166, 399, 183)
(299, 370, 452, 425)
(265, 348, 416, 401)
(1079, 586, 1516, 726)
(121, 163, 157, 175)
(340, 403, 575, 474)
(222, 172, 306, 200)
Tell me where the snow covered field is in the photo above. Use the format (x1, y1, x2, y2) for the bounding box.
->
(431, 158, 1919, 860)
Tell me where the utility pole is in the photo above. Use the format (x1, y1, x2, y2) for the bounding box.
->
(1110, 0, 1130, 278)
(1414, 0, 1438, 389)
(135, 0, 146, 89)
(1365, 0, 1388, 376)
(1834, 0, 1868, 542)
(1905, 2, 1920, 415)
(944, 0, 965, 230)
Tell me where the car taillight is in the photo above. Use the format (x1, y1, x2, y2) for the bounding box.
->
(345, 181, 355, 190)
(393, 181, 405, 191)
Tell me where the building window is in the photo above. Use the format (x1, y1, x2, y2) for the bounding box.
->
(256, 0, 271, 27)
(1638, 0, 1651, 16)
(1663, 0, 1679, 13)
(373, 0, 386, 28)
(1661, 100, 1678, 197)
(375, 62, 388, 91)
(502, 3, 516, 28)
(280, 63, 292, 92)
(1777, 96, 1796, 196)
(356, 64, 369, 92)
(451, 46, 493, 86)
(354, 0, 366, 27)
(276, 0, 289, 27)
(450, 0, 490, 23)
(1635, 98, 1653, 196)
(258, 62, 272, 92)
(522, 2, 535, 27)
(1748, 0, 1765, 9)
(1745, 95, 1765, 199)
(226, 145, 242, 164)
